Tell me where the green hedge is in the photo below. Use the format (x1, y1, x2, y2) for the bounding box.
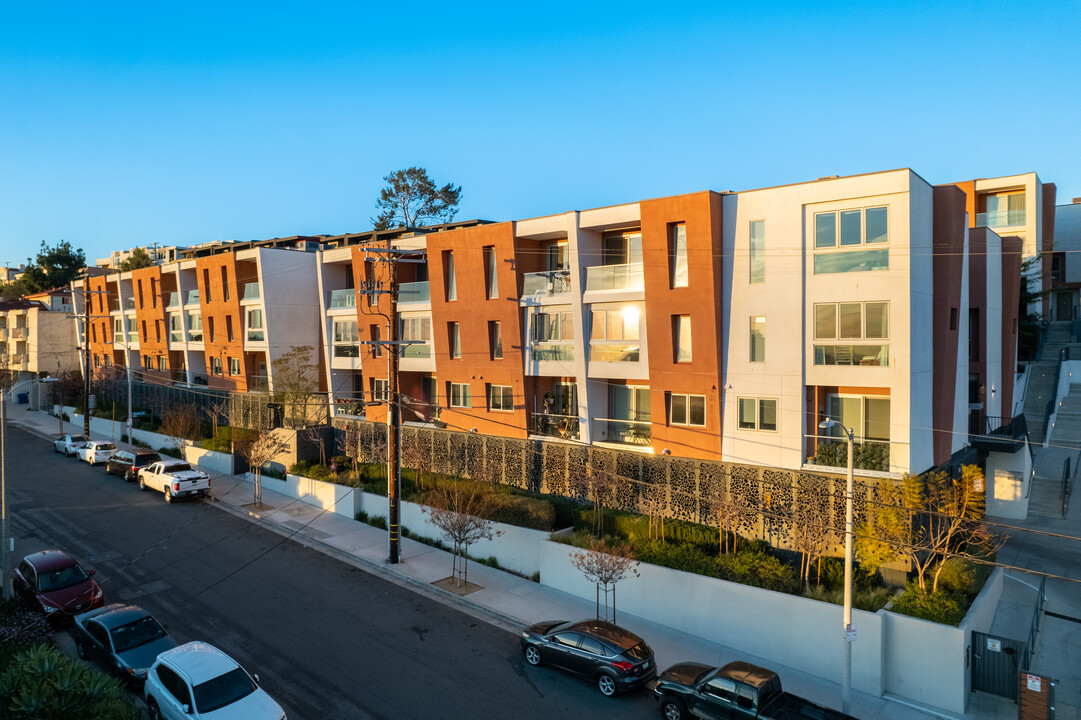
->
(0, 645, 141, 719)
(890, 582, 967, 626)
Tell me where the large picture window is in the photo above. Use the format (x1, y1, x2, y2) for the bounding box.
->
(590, 304, 641, 363)
(489, 385, 513, 412)
(813, 206, 889, 274)
(738, 397, 777, 431)
(813, 301, 889, 366)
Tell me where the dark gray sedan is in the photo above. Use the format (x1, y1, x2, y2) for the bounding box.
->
(72, 604, 178, 684)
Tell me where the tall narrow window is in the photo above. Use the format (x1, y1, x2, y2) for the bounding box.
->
(749, 220, 765, 284)
(490, 321, 503, 360)
(137, 280, 144, 308)
(151, 278, 158, 308)
(370, 324, 382, 358)
(157, 356, 166, 371)
(229, 358, 240, 375)
(141, 320, 148, 343)
(444, 251, 457, 301)
(211, 357, 222, 375)
(207, 316, 215, 342)
(450, 322, 461, 359)
(750, 316, 766, 363)
(202, 269, 212, 303)
(220, 267, 229, 301)
(670, 224, 688, 288)
(449, 382, 471, 408)
(484, 247, 498, 299)
(674, 315, 692, 363)
(226, 315, 234, 341)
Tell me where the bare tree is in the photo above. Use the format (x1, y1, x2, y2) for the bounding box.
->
(160, 405, 201, 458)
(639, 484, 666, 542)
(235, 428, 288, 506)
(271, 346, 323, 429)
(789, 498, 832, 589)
(570, 539, 640, 623)
(206, 398, 231, 441)
(401, 435, 430, 490)
(570, 463, 620, 537)
(336, 422, 360, 477)
(708, 490, 750, 555)
(421, 483, 503, 587)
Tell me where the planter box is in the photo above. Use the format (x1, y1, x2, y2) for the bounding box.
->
(186, 446, 235, 475)
(261, 473, 363, 520)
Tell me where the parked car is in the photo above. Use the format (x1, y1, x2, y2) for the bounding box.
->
(72, 604, 178, 684)
(11, 550, 105, 626)
(76, 440, 119, 465)
(53, 433, 88, 456)
(144, 642, 286, 720)
(138, 460, 211, 503)
(106, 449, 163, 482)
(653, 661, 858, 720)
(520, 619, 656, 696)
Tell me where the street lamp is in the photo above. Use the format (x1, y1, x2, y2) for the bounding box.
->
(819, 417, 854, 715)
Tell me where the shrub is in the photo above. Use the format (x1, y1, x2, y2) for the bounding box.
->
(804, 584, 892, 612)
(367, 515, 388, 530)
(890, 582, 966, 625)
(260, 466, 286, 480)
(635, 540, 718, 576)
(289, 461, 331, 481)
(61, 413, 70, 422)
(0, 645, 141, 719)
(818, 556, 883, 592)
(716, 551, 799, 593)
(0, 600, 53, 669)
(487, 494, 556, 531)
(158, 446, 182, 459)
(131, 438, 151, 449)
(934, 558, 980, 594)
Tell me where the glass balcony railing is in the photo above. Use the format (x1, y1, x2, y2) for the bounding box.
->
(243, 283, 260, 300)
(170, 332, 183, 343)
(522, 269, 571, 297)
(333, 343, 360, 358)
(807, 437, 892, 473)
(185, 290, 200, 305)
(109, 299, 120, 312)
(593, 418, 651, 446)
(813, 345, 889, 366)
(167, 292, 180, 307)
(532, 413, 580, 440)
(397, 281, 430, 305)
(402, 343, 432, 359)
(584, 262, 644, 292)
(976, 209, 1026, 229)
(127, 332, 138, 344)
(328, 288, 356, 309)
(589, 343, 640, 362)
(530, 344, 574, 362)
(124, 297, 136, 309)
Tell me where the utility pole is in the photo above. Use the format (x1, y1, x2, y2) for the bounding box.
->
(83, 284, 91, 437)
(386, 255, 401, 564)
(1, 382, 10, 600)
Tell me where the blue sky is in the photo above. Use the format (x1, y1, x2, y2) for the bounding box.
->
(1, 1, 1078, 266)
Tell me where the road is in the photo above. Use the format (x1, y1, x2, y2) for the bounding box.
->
(5, 425, 659, 719)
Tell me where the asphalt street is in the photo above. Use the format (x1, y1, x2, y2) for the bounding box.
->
(5, 425, 660, 719)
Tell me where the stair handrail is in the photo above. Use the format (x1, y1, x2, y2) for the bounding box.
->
(1062, 457, 1072, 518)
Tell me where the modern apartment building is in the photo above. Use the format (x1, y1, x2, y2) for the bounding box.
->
(316, 168, 1027, 477)
(1052, 197, 1081, 325)
(0, 290, 79, 381)
(73, 237, 320, 393)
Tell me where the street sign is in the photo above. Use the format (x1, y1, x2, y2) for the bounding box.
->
(845, 626, 856, 642)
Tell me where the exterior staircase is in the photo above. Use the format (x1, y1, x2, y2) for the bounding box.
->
(1022, 322, 1078, 444)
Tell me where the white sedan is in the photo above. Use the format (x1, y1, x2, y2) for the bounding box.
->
(76, 441, 118, 465)
(53, 434, 88, 456)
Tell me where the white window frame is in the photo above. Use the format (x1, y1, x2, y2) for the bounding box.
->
(229, 358, 240, 376)
(669, 393, 706, 427)
(371, 378, 390, 403)
(737, 397, 777, 432)
(449, 382, 471, 408)
(749, 316, 765, 363)
(489, 384, 513, 412)
(246, 308, 264, 342)
(675, 315, 692, 363)
(670, 224, 688, 288)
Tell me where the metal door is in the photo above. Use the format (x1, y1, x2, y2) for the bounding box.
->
(972, 631, 1027, 700)
(1056, 293, 1071, 322)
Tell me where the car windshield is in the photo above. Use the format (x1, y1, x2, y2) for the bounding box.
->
(193, 667, 257, 712)
(110, 616, 168, 652)
(38, 563, 90, 592)
(622, 641, 652, 661)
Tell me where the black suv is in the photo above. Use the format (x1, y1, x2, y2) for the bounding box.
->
(105, 450, 162, 482)
(520, 619, 656, 696)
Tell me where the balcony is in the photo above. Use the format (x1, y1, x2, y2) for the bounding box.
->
(397, 281, 430, 305)
(333, 343, 360, 358)
(530, 344, 574, 362)
(402, 343, 432, 359)
(167, 292, 180, 308)
(10, 327, 25, 340)
(243, 283, 260, 300)
(124, 297, 136, 310)
(0, 329, 6, 342)
(590, 343, 640, 363)
(522, 270, 571, 297)
(185, 290, 200, 306)
(109, 299, 120, 312)
(976, 208, 1026, 229)
(813, 345, 889, 367)
(808, 438, 892, 472)
(971, 414, 1028, 454)
(532, 413, 580, 440)
(584, 262, 643, 293)
(248, 375, 269, 392)
(593, 418, 651, 446)
(328, 289, 356, 310)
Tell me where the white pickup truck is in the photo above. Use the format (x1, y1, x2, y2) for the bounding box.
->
(137, 460, 211, 503)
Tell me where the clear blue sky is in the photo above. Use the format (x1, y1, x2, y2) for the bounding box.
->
(1, 1, 1078, 266)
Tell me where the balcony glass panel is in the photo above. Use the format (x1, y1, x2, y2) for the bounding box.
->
(243, 283, 260, 300)
(531, 414, 580, 440)
(590, 343, 640, 362)
(397, 281, 430, 305)
(402, 343, 432, 359)
(334, 343, 360, 358)
(808, 437, 892, 472)
(976, 208, 1027, 228)
(167, 292, 180, 307)
(185, 290, 200, 305)
(813, 249, 889, 274)
(522, 270, 572, 297)
(530, 344, 574, 362)
(584, 262, 644, 292)
(328, 288, 355, 308)
(594, 418, 651, 446)
(813, 344, 888, 366)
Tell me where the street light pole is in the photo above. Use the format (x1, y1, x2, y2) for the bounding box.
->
(1, 386, 10, 600)
(819, 418, 855, 714)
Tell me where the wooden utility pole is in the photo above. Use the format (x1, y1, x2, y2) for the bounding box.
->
(83, 285, 91, 436)
(387, 254, 402, 564)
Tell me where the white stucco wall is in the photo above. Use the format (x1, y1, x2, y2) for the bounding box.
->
(985, 441, 1032, 520)
(254, 248, 321, 390)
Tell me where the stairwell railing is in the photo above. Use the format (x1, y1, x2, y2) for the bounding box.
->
(1061, 457, 1072, 518)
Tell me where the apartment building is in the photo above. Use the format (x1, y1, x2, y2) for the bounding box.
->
(74, 238, 320, 394)
(316, 168, 1026, 477)
(1052, 197, 1081, 325)
(0, 291, 79, 381)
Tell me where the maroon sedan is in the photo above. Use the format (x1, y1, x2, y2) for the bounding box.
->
(12, 550, 105, 626)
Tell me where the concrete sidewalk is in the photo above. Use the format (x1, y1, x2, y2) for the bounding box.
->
(9, 406, 1028, 720)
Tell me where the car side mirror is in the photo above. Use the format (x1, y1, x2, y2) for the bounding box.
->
(182, 704, 192, 714)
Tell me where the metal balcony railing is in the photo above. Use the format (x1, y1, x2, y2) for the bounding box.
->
(584, 262, 644, 292)
(593, 418, 651, 446)
(522, 269, 571, 297)
(532, 413, 580, 440)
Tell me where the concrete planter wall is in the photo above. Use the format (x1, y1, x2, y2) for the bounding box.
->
(186, 447, 235, 475)
(253, 473, 363, 520)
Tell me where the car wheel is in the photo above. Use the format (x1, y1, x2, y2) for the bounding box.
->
(164, 488, 173, 503)
(147, 697, 162, 720)
(75, 639, 86, 659)
(596, 672, 617, 697)
(138, 476, 147, 491)
(661, 697, 687, 720)
(523, 645, 542, 666)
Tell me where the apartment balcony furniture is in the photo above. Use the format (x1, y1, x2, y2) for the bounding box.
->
(531, 413, 580, 440)
(397, 281, 430, 305)
(522, 269, 572, 297)
(593, 418, 651, 446)
(584, 262, 644, 293)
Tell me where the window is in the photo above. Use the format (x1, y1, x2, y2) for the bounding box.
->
(490, 321, 502, 359)
(950, 307, 958, 332)
(229, 358, 240, 376)
(151, 278, 158, 308)
(670, 224, 688, 288)
(137, 280, 144, 308)
(91, 325, 97, 343)
(546, 242, 568, 271)
(202, 269, 211, 303)
(212, 357, 222, 375)
(603, 232, 642, 265)
(983, 192, 1026, 228)
(169, 314, 183, 342)
(187, 312, 202, 342)
(813, 302, 889, 366)
(670, 393, 705, 426)
(827, 395, 890, 441)
(970, 308, 980, 362)
(370, 324, 382, 358)
(207, 316, 215, 342)
(484, 247, 498, 299)
(93, 354, 101, 368)
(143, 356, 153, 370)
(140, 320, 148, 343)
(226, 315, 234, 341)
(738, 397, 777, 431)
(449, 382, 471, 408)
(220, 267, 229, 301)
(246, 309, 264, 342)
(401, 317, 431, 358)
(333, 320, 359, 357)
(813, 206, 889, 274)
(531, 311, 574, 342)
(371, 377, 389, 402)
(444, 251, 457, 301)
(749, 220, 765, 284)
(114, 317, 122, 336)
(674, 315, 692, 363)
(750, 316, 765, 363)
(450, 322, 461, 359)
(155, 320, 161, 343)
(157, 356, 166, 371)
(590, 304, 642, 362)
(489, 384, 513, 411)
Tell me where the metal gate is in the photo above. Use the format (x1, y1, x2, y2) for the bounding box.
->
(1019, 672, 1055, 720)
(972, 632, 1027, 700)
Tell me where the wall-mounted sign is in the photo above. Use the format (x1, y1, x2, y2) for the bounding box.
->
(987, 638, 1002, 652)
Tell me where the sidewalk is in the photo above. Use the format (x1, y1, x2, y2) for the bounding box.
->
(11, 407, 1025, 720)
